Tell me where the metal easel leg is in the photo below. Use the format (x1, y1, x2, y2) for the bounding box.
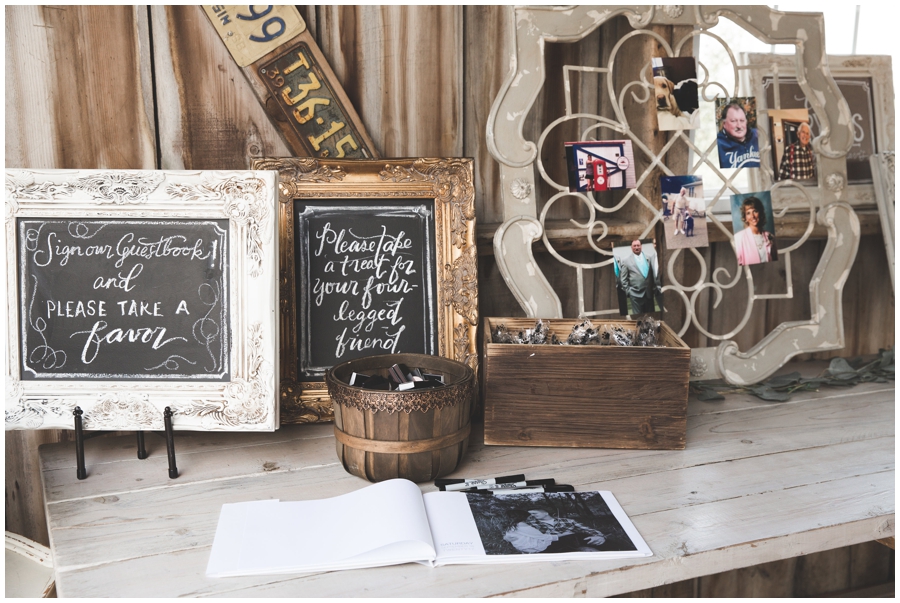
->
(136, 431, 148, 460)
(74, 407, 87, 480)
(164, 407, 178, 479)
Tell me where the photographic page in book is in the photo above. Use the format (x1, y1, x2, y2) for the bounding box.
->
(424, 490, 651, 565)
(206, 479, 436, 577)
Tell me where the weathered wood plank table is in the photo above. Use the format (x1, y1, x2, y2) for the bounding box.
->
(39, 362, 894, 597)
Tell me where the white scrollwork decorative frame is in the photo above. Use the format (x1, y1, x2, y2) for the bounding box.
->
(871, 151, 895, 291)
(5, 169, 279, 431)
(745, 53, 895, 211)
(486, 5, 862, 385)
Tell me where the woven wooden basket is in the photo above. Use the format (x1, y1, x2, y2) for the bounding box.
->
(325, 353, 475, 483)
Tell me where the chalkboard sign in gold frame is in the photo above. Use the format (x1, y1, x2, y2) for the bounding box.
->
(4, 169, 279, 432)
(253, 158, 477, 424)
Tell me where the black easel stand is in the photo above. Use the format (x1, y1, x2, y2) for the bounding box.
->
(74, 406, 178, 480)
(163, 407, 178, 479)
(136, 431, 148, 460)
(74, 407, 87, 480)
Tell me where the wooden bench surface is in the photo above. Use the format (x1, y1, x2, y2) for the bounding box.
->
(38, 361, 894, 597)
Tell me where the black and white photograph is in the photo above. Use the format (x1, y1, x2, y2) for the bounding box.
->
(612, 239, 663, 316)
(651, 57, 700, 131)
(465, 491, 639, 556)
(715, 97, 760, 169)
(660, 174, 708, 249)
(768, 108, 816, 182)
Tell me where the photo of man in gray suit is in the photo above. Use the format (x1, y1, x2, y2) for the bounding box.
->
(613, 239, 662, 315)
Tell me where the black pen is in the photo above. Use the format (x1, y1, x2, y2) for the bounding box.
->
(436, 474, 526, 491)
(465, 485, 575, 495)
(456, 479, 557, 492)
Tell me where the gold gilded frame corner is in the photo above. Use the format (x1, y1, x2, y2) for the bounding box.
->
(252, 158, 478, 424)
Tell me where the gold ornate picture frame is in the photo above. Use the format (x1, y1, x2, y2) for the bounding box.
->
(253, 158, 477, 424)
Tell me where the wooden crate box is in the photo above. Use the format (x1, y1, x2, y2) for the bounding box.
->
(482, 317, 690, 449)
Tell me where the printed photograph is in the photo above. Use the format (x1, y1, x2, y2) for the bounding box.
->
(612, 239, 662, 316)
(768, 108, 816, 182)
(465, 491, 638, 556)
(660, 175, 708, 249)
(565, 140, 637, 192)
(651, 57, 700, 131)
(763, 75, 875, 183)
(715, 97, 760, 169)
(730, 191, 778, 266)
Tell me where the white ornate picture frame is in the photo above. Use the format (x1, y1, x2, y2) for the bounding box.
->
(5, 169, 279, 431)
(745, 53, 895, 210)
(486, 6, 862, 385)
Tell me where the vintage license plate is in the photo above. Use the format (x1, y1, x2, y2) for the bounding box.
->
(259, 44, 373, 159)
(204, 5, 305, 67)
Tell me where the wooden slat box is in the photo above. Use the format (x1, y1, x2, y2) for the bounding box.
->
(482, 317, 690, 449)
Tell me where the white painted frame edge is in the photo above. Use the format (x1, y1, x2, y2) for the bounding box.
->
(485, 5, 860, 385)
(4, 169, 279, 431)
(745, 53, 895, 210)
(870, 152, 895, 291)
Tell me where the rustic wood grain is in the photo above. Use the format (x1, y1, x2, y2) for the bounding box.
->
(316, 6, 463, 158)
(469, 392, 894, 493)
(36, 370, 892, 597)
(296, 6, 317, 41)
(366, 408, 398, 481)
(793, 547, 851, 596)
(699, 558, 797, 597)
(41, 435, 890, 571)
(336, 401, 367, 482)
(849, 541, 894, 587)
(6, 432, 55, 546)
(5, 4, 156, 547)
(438, 394, 470, 478)
(482, 318, 690, 449)
(328, 355, 473, 483)
(4, 7, 894, 596)
(463, 6, 514, 225)
(829, 234, 895, 358)
(463, 6, 525, 349)
(686, 539, 894, 597)
(875, 537, 895, 550)
(150, 5, 291, 169)
(699, 229, 893, 360)
(5, 6, 157, 169)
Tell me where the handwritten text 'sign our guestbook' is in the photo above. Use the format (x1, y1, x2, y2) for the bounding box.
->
(18, 219, 230, 380)
(6, 169, 278, 432)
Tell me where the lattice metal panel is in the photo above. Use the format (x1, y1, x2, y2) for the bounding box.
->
(486, 6, 860, 385)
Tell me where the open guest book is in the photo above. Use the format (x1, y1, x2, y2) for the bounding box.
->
(207, 479, 651, 576)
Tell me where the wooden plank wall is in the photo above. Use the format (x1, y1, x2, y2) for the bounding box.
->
(5, 5, 894, 595)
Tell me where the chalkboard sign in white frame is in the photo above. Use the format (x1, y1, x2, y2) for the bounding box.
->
(253, 158, 478, 425)
(5, 169, 279, 431)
